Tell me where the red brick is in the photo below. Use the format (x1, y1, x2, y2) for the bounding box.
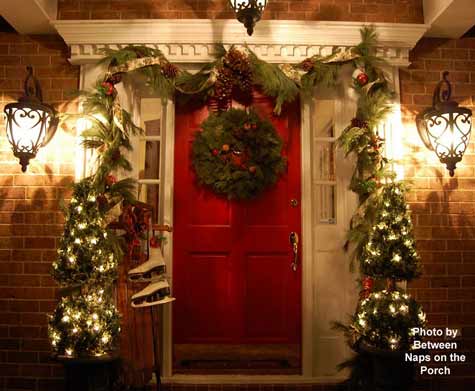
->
(430, 276, 460, 288)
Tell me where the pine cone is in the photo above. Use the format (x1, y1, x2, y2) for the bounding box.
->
(224, 48, 253, 95)
(351, 117, 368, 129)
(161, 62, 179, 79)
(301, 58, 314, 72)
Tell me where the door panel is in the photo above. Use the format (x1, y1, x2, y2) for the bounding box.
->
(173, 94, 301, 353)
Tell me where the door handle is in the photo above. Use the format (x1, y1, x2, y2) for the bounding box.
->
(289, 232, 299, 272)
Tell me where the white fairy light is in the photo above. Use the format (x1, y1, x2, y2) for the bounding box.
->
(62, 315, 70, 323)
(76, 205, 83, 213)
(392, 254, 401, 263)
(389, 304, 396, 314)
(65, 348, 73, 356)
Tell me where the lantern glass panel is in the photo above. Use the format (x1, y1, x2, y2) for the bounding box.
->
(5, 106, 52, 154)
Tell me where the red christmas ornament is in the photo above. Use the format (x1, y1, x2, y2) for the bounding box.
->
(222, 144, 230, 152)
(212, 149, 219, 156)
(243, 122, 251, 130)
(106, 175, 117, 186)
(251, 123, 257, 130)
(101, 81, 115, 96)
(360, 276, 374, 299)
(356, 72, 369, 86)
(249, 166, 257, 174)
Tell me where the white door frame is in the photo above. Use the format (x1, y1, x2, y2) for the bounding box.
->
(57, 18, 426, 383)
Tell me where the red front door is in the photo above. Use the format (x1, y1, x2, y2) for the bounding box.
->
(173, 94, 301, 356)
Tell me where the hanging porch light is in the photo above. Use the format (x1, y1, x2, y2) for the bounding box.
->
(416, 71, 472, 177)
(3, 66, 58, 172)
(228, 0, 268, 36)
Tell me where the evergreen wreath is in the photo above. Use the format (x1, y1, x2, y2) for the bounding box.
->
(192, 108, 286, 200)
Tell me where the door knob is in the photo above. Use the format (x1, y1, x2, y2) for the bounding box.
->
(289, 231, 299, 272)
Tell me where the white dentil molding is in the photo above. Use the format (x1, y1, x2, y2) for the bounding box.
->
(54, 19, 429, 66)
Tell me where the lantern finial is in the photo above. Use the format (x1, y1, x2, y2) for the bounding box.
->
(228, 0, 268, 36)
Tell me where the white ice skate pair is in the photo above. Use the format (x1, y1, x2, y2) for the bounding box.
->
(128, 247, 175, 308)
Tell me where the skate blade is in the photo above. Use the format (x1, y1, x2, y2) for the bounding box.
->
(128, 269, 166, 283)
(131, 296, 175, 308)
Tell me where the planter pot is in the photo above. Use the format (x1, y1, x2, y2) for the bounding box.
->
(56, 354, 121, 391)
(359, 342, 415, 391)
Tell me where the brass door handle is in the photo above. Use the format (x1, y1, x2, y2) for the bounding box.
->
(289, 232, 299, 272)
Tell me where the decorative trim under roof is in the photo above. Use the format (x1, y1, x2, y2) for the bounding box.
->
(54, 19, 429, 66)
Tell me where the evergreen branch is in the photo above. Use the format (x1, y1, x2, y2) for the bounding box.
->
(247, 49, 299, 114)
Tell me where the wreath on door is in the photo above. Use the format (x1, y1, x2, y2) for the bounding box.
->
(192, 108, 286, 200)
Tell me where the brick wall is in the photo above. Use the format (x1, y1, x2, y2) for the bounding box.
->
(401, 37, 475, 388)
(1, 17, 475, 391)
(57, 0, 424, 23)
(0, 33, 79, 391)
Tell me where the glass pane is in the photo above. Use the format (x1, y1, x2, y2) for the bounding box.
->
(313, 142, 336, 181)
(144, 118, 160, 136)
(312, 99, 335, 138)
(138, 140, 160, 180)
(315, 185, 336, 224)
(138, 183, 160, 224)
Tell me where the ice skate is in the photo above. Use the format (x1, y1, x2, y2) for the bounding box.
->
(128, 248, 166, 282)
(131, 279, 175, 308)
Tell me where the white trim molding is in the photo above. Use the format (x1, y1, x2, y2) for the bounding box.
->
(54, 19, 429, 66)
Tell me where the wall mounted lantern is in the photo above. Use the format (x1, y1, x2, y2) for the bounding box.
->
(228, 0, 268, 36)
(3, 66, 58, 172)
(416, 71, 472, 177)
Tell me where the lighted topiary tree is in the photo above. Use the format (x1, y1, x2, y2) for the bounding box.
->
(49, 179, 122, 357)
(48, 78, 141, 358)
(361, 182, 421, 282)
